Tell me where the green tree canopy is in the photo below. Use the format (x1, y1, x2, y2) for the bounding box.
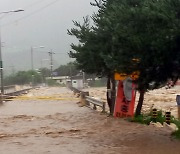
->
(68, 0, 180, 115)
(54, 62, 79, 76)
(4, 70, 42, 86)
(93, 0, 180, 90)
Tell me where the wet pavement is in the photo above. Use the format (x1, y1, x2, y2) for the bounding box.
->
(0, 87, 179, 154)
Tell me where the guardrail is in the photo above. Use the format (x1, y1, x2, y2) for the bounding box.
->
(69, 86, 106, 113)
(85, 95, 105, 113)
(6, 88, 33, 96)
(4, 85, 16, 94)
(69, 86, 81, 94)
(4, 85, 16, 90)
(0, 87, 34, 102)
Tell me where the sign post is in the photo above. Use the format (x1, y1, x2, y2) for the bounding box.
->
(176, 95, 180, 119)
(114, 77, 136, 118)
(114, 72, 139, 118)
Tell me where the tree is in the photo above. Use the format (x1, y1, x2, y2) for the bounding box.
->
(90, 0, 180, 115)
(68, 0, 180, 115)
(54, 62, 79, 77)
(68, 16, 116, 114)
(102, 0, 180, 115)
(4, 70, 42, 86)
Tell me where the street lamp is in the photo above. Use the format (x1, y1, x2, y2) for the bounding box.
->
(31, 46, 45, 86)
(0, 9, 24, 95)
(31, 46, 45, 71)
(40, 59, 49, 86)
(0, 9, 24, 14)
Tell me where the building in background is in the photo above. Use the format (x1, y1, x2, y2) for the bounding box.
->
(71, 75, 84, 89)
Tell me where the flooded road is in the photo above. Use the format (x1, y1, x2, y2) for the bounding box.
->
(0, 87, 179, 154)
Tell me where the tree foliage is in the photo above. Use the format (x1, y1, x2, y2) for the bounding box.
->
(4, 70, 42, 86)
(68, 17, 110, 76)
(68, 0, 180, 115)
(93, 0, 180, 90)
(54, 62, 79, 76)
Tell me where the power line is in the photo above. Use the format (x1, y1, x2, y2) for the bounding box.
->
(0, 0, 49, 23)
(34, 50, 68, 55)
(1, 0, 60, 27)
(24, 0, 50, 9)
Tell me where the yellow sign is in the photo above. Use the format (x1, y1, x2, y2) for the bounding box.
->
(114, 73, 128, 81)
(114, 72, 139, 81)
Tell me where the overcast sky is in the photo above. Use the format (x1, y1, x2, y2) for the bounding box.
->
(0, 0, 98, 75)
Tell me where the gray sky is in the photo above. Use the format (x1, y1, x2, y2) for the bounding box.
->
(0, 0, 98, 75)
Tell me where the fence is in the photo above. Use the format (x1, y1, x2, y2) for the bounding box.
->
(70, 86, 106, 113)
(0, 86, 34, 102)
(85, 95, 105, 113)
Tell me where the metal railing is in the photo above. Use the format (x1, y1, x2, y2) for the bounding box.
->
(0, 87, 34, 102)
(69, 86, 106, 113)
(4, 85, 16, 94)
(69, 86, 81, 94)
(85, 95, 105, 113)
(6, 88, 33, 96)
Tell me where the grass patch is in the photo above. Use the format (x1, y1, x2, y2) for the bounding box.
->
(171, 118, 180, 139)
(156, 110, 166, 124)
(131, 109, 180, 140)
(131, 110, 165, 125)
(172, 129, 180, 139)
(131, 114, 151, 125)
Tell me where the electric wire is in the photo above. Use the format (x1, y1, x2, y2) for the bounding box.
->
(1, 0, 60, 27)
(0, 0, 49, 22)
(23, 0, 50, 9)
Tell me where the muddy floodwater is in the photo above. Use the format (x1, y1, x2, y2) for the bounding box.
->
(0, 87, 179, 154)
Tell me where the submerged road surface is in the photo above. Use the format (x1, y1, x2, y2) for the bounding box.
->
(0, 87, 179, 154)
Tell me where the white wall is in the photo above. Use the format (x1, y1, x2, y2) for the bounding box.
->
(72, 79, 83, 89)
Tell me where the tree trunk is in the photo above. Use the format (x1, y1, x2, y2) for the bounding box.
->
(110, 73, 116, 115)
(106, 75, 111, 112)
(106, 73, 116, 115)
(135, 90, 145, 116)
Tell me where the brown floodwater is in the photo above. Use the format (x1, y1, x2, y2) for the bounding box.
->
(0, 87, 179, 154)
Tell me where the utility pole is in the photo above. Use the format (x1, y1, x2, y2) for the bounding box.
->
(30, 46, 45, 86)
(31, 46, 34, 87)
(0, 29, 4, 94)
(31, 47, 34, 71)
(0, 9, 24, 95)
(48, 50, 55, 79)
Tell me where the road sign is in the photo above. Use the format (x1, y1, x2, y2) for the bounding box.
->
(176, 95, 180, 106)
(114, 71, 139, 81)
(114, 79, 136, 118)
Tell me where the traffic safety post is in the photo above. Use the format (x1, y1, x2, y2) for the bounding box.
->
(165, 112, 171, 125)
(152, 108, 157, 122)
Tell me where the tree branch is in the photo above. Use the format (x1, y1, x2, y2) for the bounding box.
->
(90, 0, 106, 8)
